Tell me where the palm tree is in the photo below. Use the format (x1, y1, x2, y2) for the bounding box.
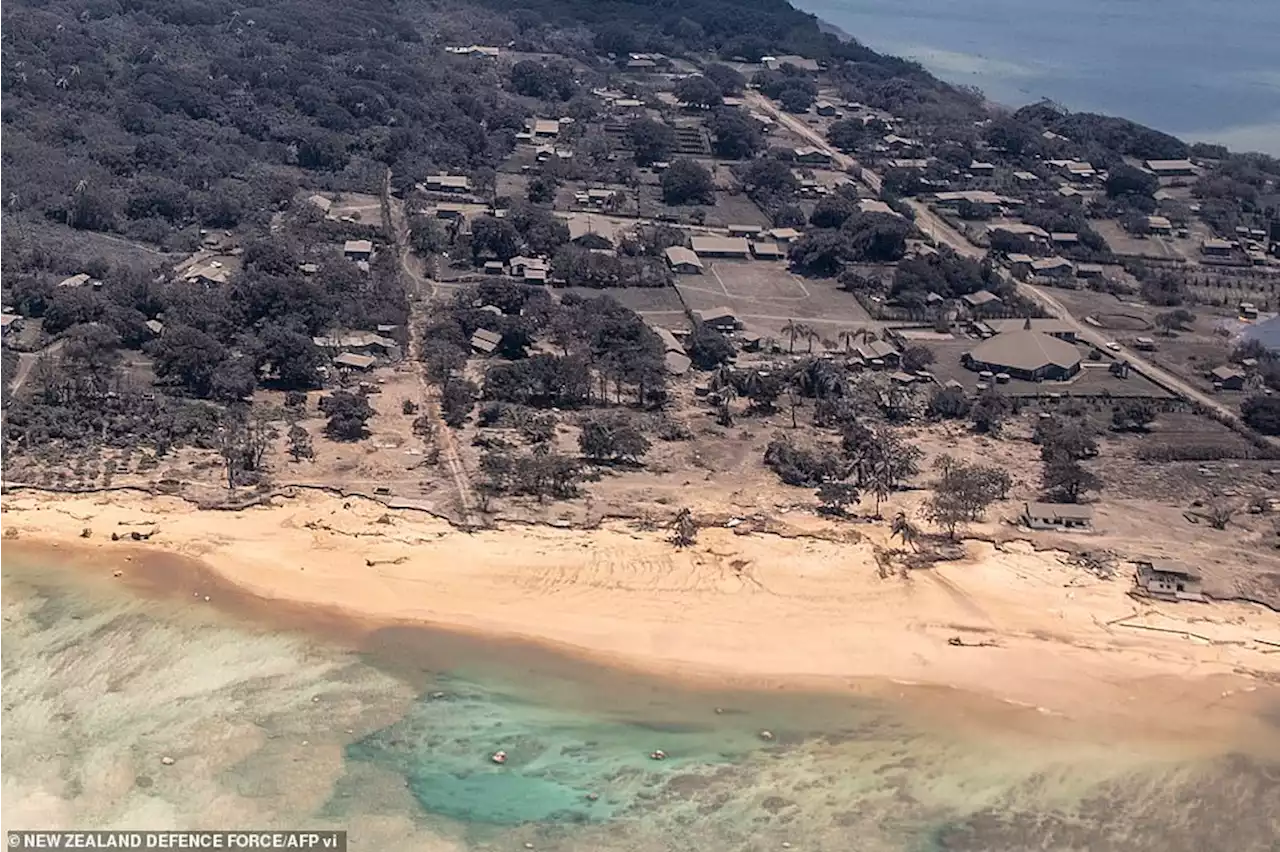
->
(866, 462, 892, 518)
(781, 319, 802, 354)
(838, 330, 857, 354)
(853, 327, 878, 345)
(714, 384, 737, 426)
(890, 512, 920, 552)
(803, 327, 820, 353)
(670, 508, 698, 547)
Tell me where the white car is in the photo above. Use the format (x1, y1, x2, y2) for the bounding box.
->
(1104, 341, 1121, 351)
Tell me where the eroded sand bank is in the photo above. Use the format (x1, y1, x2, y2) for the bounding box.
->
(3, 488, 1278, 740)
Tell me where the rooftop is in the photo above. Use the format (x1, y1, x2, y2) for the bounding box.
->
(1026, 502, 1094, 521)
(690, 235, 750, 255)
(966, 330, 1082, 372)
(663, 246, 703, 268)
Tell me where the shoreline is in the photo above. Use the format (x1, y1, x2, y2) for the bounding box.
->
(3, 488, 1279, 743)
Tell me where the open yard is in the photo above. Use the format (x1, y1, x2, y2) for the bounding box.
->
(674, 259, 874, 338)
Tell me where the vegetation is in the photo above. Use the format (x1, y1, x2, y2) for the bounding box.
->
(924, 455, 1010, 538)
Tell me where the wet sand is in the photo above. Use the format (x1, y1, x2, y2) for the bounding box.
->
(3, 488, 1278, 740)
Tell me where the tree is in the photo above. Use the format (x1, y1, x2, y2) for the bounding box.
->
(740, 159, 798, 196)
(1106, 163, 1158, 199)
(900, 345, 936, 373)
(926, 386, 970, 419)
(629, 119, 677, 166)
(703, 63, 746, 96)
(925, 456, 1010, 538)
(816, 481, 860, 517)
(287, 424, 315, 461)
(470, 216, 522, 263)
(579, 414, 650, 463)
(781, 319, 813, 354)
(844, 212, 910, 262)
(1111, 400, 1157, 432)
(1042, 452, 1101, 502)
(1153, 309, 1196, 335)
(1241, 395, 1280, 435)
(969, 388, 1011, 435)
(686, 322, 735, 369)
(778, 87, 814, 113)
(421, 338, 467, 386)
(675, 76, 723, 109)
(410, 215, 448, 255)
(809, 195, 857, 229)
(1034, 417, 1097, 459)
(441, 379, 477, 427)
(151, 325, 228, 398)
(827, 118, 869, 151)
(320, 390, 374, 441)
(527, 176, 558, 204)
(661, 159, 715, 205)
(787, 229, 853, 275)
(707, 108, 762, 159)
(256, 325, 322, 390)
(670, 508, 698, 547)
(890, 512, 921, 551)
(210, 356, 257, 402)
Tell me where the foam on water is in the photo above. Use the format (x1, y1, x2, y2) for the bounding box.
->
(4, 552, 1279, 851)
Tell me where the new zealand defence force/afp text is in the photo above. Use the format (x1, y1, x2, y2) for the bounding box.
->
(7, 833, 346, 851)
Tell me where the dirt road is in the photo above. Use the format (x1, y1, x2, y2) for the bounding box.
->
(381, 168, 480, 526)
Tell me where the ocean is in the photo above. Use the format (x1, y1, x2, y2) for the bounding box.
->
(3, 551, 1279, 851)
(798, 0, 1280, 155)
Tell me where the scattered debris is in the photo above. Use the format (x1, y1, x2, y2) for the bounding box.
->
(160, 756, 175, 766)
(759, 730, 775, 741)
(947, 636, 999, 648)
(649, 749, 667, 761)
(491, 750, 508, 765)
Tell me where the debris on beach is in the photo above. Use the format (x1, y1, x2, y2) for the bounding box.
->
(585, 792, 599, 801)
(112, 570, 123, 578)
(649, 749, 667, 761)
(491, 750, 508, 765)
(759, 730, 774, 741)
(160, 756, 175, 766)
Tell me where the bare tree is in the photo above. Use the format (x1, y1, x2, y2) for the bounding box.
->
(670, 508, 698, 547)
(890, 512, 920, 552)
(1206, 500, 1235, 530)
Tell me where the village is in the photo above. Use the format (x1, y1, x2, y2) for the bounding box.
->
(3, 39, 1280, 611)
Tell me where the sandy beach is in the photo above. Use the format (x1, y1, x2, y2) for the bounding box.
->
(4, 487, 1278, 739)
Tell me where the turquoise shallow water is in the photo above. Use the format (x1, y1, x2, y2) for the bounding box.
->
(3, 551, 1279, 851)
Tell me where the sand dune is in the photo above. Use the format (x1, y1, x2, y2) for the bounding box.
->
(4, 488, 1278, 739)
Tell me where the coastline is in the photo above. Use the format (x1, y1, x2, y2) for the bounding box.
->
(3, 487, 1279, 743)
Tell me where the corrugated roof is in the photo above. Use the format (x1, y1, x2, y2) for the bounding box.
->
(664, 246, 702, 268)
(689, 235, 750, 255)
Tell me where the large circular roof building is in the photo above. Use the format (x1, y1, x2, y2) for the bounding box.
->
(963, 330, 1082, 381)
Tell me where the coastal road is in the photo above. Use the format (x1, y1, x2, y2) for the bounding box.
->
(746, 92, 1267, 440)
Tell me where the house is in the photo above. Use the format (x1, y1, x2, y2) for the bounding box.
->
(1050, 232, 1079, 246)
(1201, 238, 1234, 256)
(961, 290, 1003, 311)
(1075, 263, 1105, 279)
(432, 203, 470, 220)
(1210, 365, 1246, 390)
(749, 241, 786, 259)
(650, 326, 684, 354)
(694, 307, 738, 332)
(507, 256, 545, 277)
(1239, 301, 1259, 319)
(470, 328, 503, 355)
(625, 57, 656, 71)
(528, 118, 561, 138)
(1023, 502, 1094, 531)
(1031, 257, 1074, 279)
(857, 198, 896, 216)
(1057, 185, 1083, 199)
(815, 101, 837, 117)
(854, 339, 900, 367)
(2, 313, 22, 336)
(664, 246, 704, 274)
(483, 260, 506, 275)
(313, 332, 399, 358)
(1049, 160, 1096, 181)
(968, 160, 996, 176)
(664, 351, 693, 376)
(963, 330, 1083, 381)
(887, 158, 931, 170)
(1146, 159, 1196, 177)
(762, 55, 820, 73)
(445, 45, 500, 57)
(1134, 336, 1156, 351)
(307, 194, 332, 214)
(989, 222, 1050, 241)
(333, 352, 377, 371)
(1134, 560, 1204, 601)
(690, 235, 750, 258)
(580, 188, 616, 207)
(935, 190, 1011, 208)
(424, 174, 472, 193)
(343, 240, 374, 261)
(1145, 215, 1173, 234)
(180, 260, 232, 286)
(1012, 170, 1040, 184)
(1005, 253, 1036, 277)
(986, 318, 1077, 341)
(793, 146, 833, 165)
(769, 228, 803, 243)
(145, 319, 164, 336)
(57, 273, 94, 288)
(727, 224, 763, 237)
